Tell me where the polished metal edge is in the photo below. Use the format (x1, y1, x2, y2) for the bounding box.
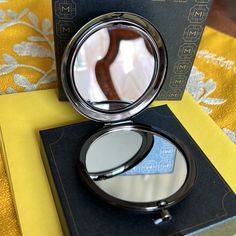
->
(80, 124, 154, 180)
(61, 12, 168, 122)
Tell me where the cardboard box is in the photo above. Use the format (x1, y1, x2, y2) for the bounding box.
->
(52, 0, 213, 100)
(40, 105, 236, 236)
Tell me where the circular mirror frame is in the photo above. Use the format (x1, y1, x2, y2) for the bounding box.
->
(77, 124, 197, 213)
(61, 12, 167, 122)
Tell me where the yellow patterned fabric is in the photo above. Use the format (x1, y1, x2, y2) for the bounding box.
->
(0, 0, 235, 235)
(188, 27, 236, 144)
(0, 152, 21, 236)
(0, 0, 56, 94)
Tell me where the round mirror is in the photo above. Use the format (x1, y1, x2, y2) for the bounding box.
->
(73, 25, 155, 110)
(78, 125, 196, 212)
(80, 128, 154, 180)
(95, 147, 186, 203)
(62, 12, 167, 122)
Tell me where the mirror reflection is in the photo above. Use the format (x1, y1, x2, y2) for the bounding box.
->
(84, 130, 187, 203)
(86, 130, 143, 173)
(73, 24, 155, 110)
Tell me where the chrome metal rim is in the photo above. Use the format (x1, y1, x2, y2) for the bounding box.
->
(61, 12, 167, 122)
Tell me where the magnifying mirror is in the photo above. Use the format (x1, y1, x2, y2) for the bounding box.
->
(61, 12, 196, 223)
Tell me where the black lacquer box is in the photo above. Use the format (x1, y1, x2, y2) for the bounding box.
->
(40, 105, 236, 236)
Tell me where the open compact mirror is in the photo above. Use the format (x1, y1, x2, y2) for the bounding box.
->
(62, 12, 196, 223)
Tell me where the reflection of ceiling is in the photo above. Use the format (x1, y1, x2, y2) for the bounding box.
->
(73, 27, 154, 103)
(110, 38, 154, 101)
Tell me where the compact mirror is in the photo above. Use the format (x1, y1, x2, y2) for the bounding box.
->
(78, 125, 196, 216)
(62, 12, 196, 222)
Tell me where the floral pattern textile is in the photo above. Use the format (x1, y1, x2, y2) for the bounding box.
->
(187, 28, 236, 144)
(0, 0, 56, 95)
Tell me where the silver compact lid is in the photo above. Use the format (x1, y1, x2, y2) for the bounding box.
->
(61, 12, 167, 122)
